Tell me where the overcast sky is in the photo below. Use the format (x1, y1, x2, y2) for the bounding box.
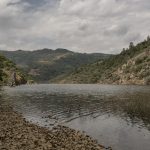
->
(0, 0, 150, 53)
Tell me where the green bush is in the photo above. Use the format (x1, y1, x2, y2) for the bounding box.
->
(145, 76, 150, 85)
(135, 58, 143, 65)
(135, 56, 147, 65)
(111, 74, 120, 82)
(134, 65, 143, 73)
(146, 57, 150, 62)
(139, 70, 150, 79)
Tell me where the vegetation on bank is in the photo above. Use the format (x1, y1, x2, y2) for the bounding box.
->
(59, 36, 150, 85)
(0, 54, 27, 85)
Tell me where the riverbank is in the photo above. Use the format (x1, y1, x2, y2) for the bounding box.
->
(0, 105, 109, 150)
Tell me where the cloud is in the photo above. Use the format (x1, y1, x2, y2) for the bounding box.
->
(0, 0, 150, 53)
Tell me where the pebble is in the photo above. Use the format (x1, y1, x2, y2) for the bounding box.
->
(0, 105, 110, 150)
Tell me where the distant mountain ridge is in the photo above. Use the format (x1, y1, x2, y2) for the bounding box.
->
(0, 48, 111, 82)
(57, 37, 150, 85)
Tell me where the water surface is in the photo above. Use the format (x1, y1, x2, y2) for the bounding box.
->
(0, 84, 150, 150)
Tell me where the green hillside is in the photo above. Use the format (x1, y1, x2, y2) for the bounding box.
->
(0, 48, 110, 82)
(0, 55, 27, 85)
(59, 37, 150, 85)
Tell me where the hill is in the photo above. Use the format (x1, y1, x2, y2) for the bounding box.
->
(0, 48, 110, 82)
(0, 55, 27, 85)
(58, 37, 150, 85)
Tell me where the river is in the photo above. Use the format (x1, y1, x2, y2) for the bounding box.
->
(0, 84, 150, 150)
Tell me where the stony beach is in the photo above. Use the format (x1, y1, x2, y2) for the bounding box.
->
(0, 105, 110, 150)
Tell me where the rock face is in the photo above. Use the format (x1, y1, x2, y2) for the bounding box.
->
(0, 106, 108, 150)
(10, 71, 27, 86)
(96, 49, 150, 85)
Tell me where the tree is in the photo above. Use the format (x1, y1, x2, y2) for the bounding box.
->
(0, 63, 3, 81)
(129, 42, 134, 49)
(0, 55, 4, 82)
(147, 36, 150, 45)
(147, 35, 150, 41)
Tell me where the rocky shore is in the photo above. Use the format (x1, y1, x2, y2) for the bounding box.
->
(0, 105, 110, 150)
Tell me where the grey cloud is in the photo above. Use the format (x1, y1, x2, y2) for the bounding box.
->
(7, 0, 47, 8)
(124, 32, 141, 44)
(7, 0, 59, 11)
(104, 25, 129, 37)
(0, 0, 150, 53)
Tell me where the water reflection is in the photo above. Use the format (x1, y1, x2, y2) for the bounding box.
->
(1, 84, 150, 150)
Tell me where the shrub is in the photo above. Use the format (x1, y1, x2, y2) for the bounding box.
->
(146, 57, 150, 62)
(139, 70, 150, 79)
(134, 64, 143, 73)
(145, 76, 150, 85)
(135, 56, 147, 65)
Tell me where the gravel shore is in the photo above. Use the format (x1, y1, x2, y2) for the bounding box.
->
(0, 105, 110, 150)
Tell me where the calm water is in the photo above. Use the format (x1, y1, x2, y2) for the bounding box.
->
(0, 84, 150, 150)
